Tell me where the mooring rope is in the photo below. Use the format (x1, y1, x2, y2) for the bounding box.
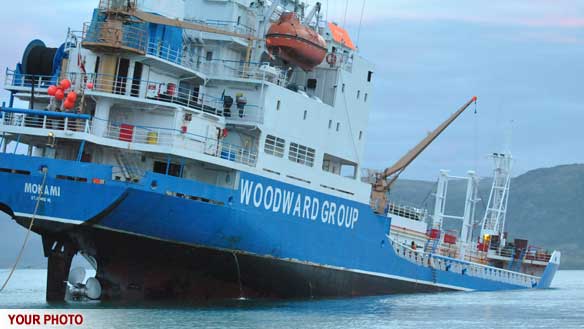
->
(0, 167, 48, 293)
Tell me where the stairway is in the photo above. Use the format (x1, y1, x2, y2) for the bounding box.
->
(424, 231, 442, 253)
(508, 248, 527, 272)
(114, 150, 143, 181)
(430, 258, 438, 283)
(424, 232, 441, 284)
(431, 236, 441, 254)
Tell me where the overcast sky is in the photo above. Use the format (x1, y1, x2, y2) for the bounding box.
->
(0, 0, 582, 180)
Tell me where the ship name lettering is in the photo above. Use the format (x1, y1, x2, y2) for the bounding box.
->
(24, 183, 61, 197)
(240, 179, 359, 230)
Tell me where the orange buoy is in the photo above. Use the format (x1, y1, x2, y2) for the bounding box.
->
(47, 85, 58, 96)
(55, 89, 65, 101)
(60, 79, 71, 90)
(86, 82, 94, 90)
(67, 91, 78, 102)
(63, 100, 75, 110)
(266, 12, 327, 71)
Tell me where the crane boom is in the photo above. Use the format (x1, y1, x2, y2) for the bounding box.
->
(370, 96, 478, 214)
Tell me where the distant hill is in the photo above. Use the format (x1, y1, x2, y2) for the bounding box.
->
(1, 164, 583, 269)
(390, 164, 584, 269)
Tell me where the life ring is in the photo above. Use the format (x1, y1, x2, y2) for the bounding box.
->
(326, 53, 337, 66)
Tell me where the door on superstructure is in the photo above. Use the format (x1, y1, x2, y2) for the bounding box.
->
(204, 126, 220, 156)
(130, 62, 143, 97)
(114, 58, 130, 95)
(192, 86, 200, 106)
(96, 55, 117, 94)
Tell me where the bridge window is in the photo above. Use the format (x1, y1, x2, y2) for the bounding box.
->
(289, 143, 315, 167)
(264, 135, 285, 158)
(322, 153, 358, 179)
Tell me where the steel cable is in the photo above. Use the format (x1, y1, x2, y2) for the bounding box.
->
(0, 167, 48, 293)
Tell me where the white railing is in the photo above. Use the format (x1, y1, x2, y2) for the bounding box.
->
(104, 123, 175, 147)
(223, 104, 264, 124)
(200, 60, 288, 85)
(99, 120, 258, 167)
(4, 68, 267, 125)
(3, 70, 58, 91)
(388, 201, 428, 221)
(488, 245, 552, 263)
(184, 17, 255, 35)
(82, 72, 224, 114)
(82, 72, 266, 125)
(0, 108, 258, 167)
(388, 237, 539, 288)
(144, 41, 287, 85)
(0, 109, 91, 133)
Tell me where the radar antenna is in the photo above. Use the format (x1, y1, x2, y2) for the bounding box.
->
(370, 96, 478, 214)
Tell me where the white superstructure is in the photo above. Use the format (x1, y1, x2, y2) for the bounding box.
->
(3, 0, 375, 203)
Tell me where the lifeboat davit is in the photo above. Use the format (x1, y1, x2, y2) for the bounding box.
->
(266, 12, 327, 71)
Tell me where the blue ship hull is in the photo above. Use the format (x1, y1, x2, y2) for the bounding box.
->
(0, 153, 558, 301)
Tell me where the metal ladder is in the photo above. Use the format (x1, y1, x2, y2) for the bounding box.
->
(114, 150, 143, 181)
(424, 232, 441, 284)
(508, 248, 527, 272)
(431, 266, 438, 283)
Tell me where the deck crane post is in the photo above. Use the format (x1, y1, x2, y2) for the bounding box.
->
(370, 96, 478, 214)
(303, 2, 322, 25)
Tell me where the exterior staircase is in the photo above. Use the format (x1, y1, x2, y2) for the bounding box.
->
(114, 150, 143, 181)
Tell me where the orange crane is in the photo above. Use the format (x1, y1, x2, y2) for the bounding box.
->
(370, 96, 478, 214)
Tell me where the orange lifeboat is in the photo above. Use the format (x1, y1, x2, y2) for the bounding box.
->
(266, 12, 327, 71)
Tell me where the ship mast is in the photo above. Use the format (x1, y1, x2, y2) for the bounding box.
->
(480, 152, 513, 245)
(370, 96, 478, 214)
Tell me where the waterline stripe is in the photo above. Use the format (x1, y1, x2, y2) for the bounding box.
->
(13, 212, 83, 225)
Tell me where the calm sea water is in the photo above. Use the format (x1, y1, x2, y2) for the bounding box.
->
(0, 269, 583, 328)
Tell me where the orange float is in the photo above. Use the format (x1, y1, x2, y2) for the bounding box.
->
(47, 85, 58, 96)
(67, 91, 78, 102)
(55, 89, 65, 101)
(60, 79, 71, 90)
(266, 12, 327, 71)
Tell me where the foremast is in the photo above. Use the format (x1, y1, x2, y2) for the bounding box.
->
(480, 152, 513, 245)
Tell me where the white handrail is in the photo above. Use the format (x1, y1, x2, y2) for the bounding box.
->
(387, 235, 539, 287)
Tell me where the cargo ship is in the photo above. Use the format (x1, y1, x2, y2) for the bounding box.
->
(0, 0, 559, 302)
